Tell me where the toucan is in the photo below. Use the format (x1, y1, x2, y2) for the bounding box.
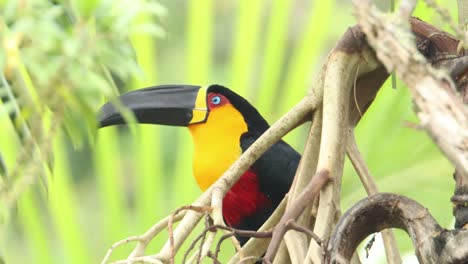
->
(99, 84, 300, 244)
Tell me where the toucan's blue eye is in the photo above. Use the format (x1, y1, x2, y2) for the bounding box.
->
(211, 96, 221, 105)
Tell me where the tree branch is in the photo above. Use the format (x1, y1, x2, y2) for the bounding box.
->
(355, 0, 468, 177)
(264, 170, 330, 263)
(325, 193, 447, 263)
(346, 131, 402, 263)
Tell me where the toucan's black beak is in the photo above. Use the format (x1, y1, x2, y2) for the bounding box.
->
(99, 84, 209, 128)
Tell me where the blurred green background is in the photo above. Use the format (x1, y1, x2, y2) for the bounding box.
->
(0, 0, 459, 263)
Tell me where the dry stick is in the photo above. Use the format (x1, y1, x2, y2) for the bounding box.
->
(184, 214, 217, 264)
(285, 219, 322, 246)
(227, 197, 287, 264)
(185, 188, 226, 263)
(196, 214, 212, 262)
(346, 131, 378, 194)
(306, 50, 361, 263)
(184, 224, 271, 264)
(185, 224, 217, 264)
(355, 0, 468, 178)
(211, 187, 224, 225)
(213, 229, 272, 262)
(346, 131, 402, 264)
(182, 215, 211, 263)
(154, 96, 318, 262)
(189, 189, 224, 263)
(277, 101, 324, 264)
(283, 68, 325, 263)
(263, 170, 330, 263)
(112, 256, 163, 264)
(100, 212, 186, 264)
(168, 206, 213, 264)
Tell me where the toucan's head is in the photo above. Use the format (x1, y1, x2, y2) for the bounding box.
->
(99, 84, 269, 190)
(99, 84, 268, 131)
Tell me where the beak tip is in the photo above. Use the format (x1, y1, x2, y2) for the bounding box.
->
(97, 103, 122, 128)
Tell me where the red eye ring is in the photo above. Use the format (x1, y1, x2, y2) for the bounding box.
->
(207, 93, 229, 108)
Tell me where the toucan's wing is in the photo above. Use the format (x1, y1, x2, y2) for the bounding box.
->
(240, 132, 301, 204)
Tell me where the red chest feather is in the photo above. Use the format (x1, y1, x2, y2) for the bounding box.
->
(222, 170, 271, 227)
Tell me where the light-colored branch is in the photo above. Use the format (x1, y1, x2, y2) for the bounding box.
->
(346, 130, 378, 194)
(168, 206, 213, 264)
(186, 231, 215, 263)
(346, 130, 402, 264)
(124, 209, 187, 261)
(207, 187, 243, 262)
(284, 69, 325, 263)
(355, 0, 468, 178)
(101, 211, 185, 264)
(112, 255, 162, 264)
(211, 187, 224, 225)
(264, 170, 330, 262)
(307, 50, 360, 263)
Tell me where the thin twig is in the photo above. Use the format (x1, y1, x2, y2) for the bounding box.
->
(215, 227, 272, 261)
(190, 232, 216, 263)
(101, 212, 186, 264)
(264, 170, 330, 263)
(346, 130, 378, 194)
(182, 213, 212, 263)
(285, 219, 322, 246)
(184, 224, 271, 264)
(353, 64, 363, 118)
(169, 206, 213, 264)
(197, 213, 212, 262)
(214, 233, 236, 261)
(346, 130, 402, 263)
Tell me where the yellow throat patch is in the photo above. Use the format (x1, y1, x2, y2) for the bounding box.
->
(188, 104, 248, 191)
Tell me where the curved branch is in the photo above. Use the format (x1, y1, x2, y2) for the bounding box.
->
(325, 193, 443, 263)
